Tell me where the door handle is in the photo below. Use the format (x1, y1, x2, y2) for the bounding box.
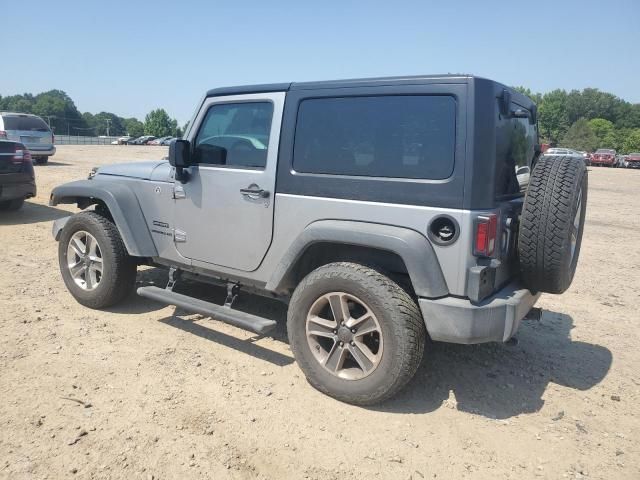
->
(240, 186, 270, 198)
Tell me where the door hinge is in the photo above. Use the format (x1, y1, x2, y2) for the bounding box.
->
(173, 184, 186, 199)
(173, 229, 187, 243)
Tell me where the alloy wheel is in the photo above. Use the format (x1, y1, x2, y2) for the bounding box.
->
(305, 292, 383, 380)
(67, 230, 103, 291)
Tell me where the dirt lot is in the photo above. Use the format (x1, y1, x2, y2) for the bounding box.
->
(0, 145, 638, 479)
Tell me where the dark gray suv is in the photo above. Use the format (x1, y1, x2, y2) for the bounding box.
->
(50, 75, 588, 404)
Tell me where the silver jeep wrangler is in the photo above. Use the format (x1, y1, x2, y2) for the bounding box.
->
(50, 75, 587, 404)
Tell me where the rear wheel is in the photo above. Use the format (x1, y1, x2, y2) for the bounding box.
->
(287, 262, 425, 405)
(518, 155, 587, 294)
(34, 157, 48, 165)
(58, 211, 137, 308)
(0, 198, 25, 211)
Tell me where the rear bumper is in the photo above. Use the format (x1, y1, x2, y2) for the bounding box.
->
(27, 146, 55, 157)
(418, 281, 541, 344)
(0, 180, 36, 201)
(627, 162, 640, 169)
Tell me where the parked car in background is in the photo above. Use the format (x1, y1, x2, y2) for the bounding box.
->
(590, 149, 617, 167)
(149, 136, 172, 145)
(574, 150, 590, 164)
(160, 137, 176, 145)
(111, 136, 134, 145)
(542, 148, 585, 161)
(0, 112, 55, 164)
(624, 152, 640, 169)
(0, 141, 36, 211)
(129, 136, 156, 145)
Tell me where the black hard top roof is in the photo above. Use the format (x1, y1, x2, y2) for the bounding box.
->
(205, 74, 478, 98)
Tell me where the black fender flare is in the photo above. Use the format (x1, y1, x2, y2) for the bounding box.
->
(49, 179, 158, 257)
(265, 220, 449, 298)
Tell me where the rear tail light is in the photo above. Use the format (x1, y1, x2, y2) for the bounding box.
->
(0, 130, 6, 139)
(12, 145, 31, 164)
(474, 214, 498, 257)
(52, 133, 55, 144)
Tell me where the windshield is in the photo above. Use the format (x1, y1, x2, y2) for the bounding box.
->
(2, 115, 50, 132)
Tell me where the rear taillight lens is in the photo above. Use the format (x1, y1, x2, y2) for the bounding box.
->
(12, 146, 31, 164)
(474, 214, 498, 257)
(0, 130, 6, 139)
(52, 133, 55, 144)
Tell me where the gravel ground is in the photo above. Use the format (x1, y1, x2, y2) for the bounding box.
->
(0, 146, 638, 480)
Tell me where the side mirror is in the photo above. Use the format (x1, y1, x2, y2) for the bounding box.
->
(169, 139, 191, 183)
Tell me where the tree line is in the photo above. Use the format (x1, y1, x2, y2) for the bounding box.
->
(0, 90, 183, 138)
(514, 86, 640, 153)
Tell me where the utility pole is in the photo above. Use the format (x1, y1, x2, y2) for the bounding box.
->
(105, 118, 111, 137)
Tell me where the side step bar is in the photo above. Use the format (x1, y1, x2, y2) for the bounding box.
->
(137, 286, 277, 335)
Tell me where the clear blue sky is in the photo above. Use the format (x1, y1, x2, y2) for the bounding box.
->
(2, 0, 638, 124)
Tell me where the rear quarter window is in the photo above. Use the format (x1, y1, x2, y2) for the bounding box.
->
(292, 95, 456, 180)
(494, 101, 537, 197)
(2, 116, 50, 131)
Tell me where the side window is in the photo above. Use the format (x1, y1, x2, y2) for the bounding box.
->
(494, 99, 537, 197)
(292, 95, 456, 180)
(193, 102, 273, 168)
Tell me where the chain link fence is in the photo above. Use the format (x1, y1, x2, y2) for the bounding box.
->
(54, 135, 121, 145)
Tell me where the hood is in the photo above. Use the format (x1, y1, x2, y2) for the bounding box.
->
(95, 160, 169, 180)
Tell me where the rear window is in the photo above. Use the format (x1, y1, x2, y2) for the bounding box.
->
(292, 95, 456, 180)
(2, 115, 50, 132)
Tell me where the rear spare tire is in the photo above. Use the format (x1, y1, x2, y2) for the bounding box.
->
(518, 155, 587, 294)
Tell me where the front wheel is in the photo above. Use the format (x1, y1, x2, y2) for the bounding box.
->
(58, 211, 137, 308)
(287, 262, 425, 405)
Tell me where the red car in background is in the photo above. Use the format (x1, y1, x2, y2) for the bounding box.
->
(624, 152, 640, 169)
(590, 149, 617, 167)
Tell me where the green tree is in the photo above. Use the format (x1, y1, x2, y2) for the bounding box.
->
(0, 93, 35, 114)
(560, 119, 598, 152)
(622, 129, 640, 154)
(144, 108, 178, 137)
(538, 90, 570, 144)
(588, 118, 617, 148)
(91, 112, 125, 136)
(124, 117, 144, 137)
(32, 90, 87, 135)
